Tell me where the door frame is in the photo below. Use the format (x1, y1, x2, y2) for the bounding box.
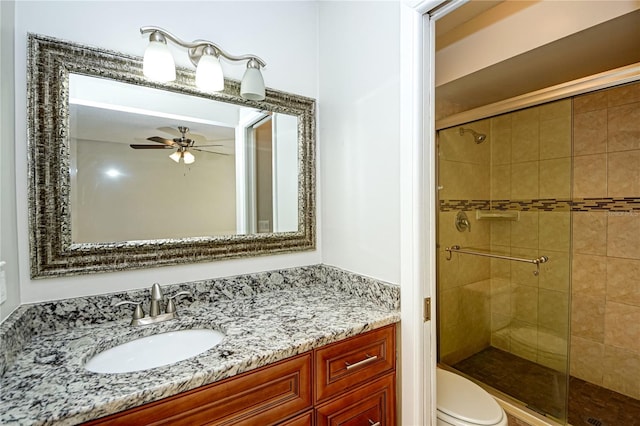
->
(399, 1, 468, 424)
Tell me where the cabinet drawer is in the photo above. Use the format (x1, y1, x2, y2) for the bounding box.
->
(315, 373, 396, 426)
(85, 353, 312, 426)
(280, 410, 313, 426)
(314, 325, 395, 403)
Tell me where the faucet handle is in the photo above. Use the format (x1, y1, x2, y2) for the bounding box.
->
(165, 291, 191, 314)
(115, 301, 145, 321)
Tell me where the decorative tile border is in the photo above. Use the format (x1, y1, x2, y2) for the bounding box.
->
(440, 198, 640, 212)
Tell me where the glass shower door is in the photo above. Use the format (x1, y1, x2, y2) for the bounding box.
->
(437, 99, 572, 423)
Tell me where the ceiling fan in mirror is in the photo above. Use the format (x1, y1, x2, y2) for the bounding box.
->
(129, 126, 226, 164)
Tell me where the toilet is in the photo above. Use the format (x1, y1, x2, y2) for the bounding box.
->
(437, 368, 508, 426)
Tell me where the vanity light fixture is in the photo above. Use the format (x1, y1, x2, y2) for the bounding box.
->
(140, 26, 267, 100)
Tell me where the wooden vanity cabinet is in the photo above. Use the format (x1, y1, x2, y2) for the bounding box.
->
(84, 353, 312, 426)
(83, 324, 396, 426)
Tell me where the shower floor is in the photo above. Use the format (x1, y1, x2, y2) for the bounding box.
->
(452, 347, 640, 426)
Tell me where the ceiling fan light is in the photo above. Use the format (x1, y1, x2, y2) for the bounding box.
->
(240, 60, 265, 101)
(169, 151, 182, 163)
(196, 49, 224, 93)
(143, 37, 176, 82)
(183, 151, 195, 164)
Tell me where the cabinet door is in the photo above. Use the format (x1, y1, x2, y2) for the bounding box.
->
(84, 353, 312, 426)
(315, 374, 395, 426)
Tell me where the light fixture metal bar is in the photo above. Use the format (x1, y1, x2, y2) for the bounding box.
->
(140, 26, 266, 68)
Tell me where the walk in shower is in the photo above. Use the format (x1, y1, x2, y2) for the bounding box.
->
(437, 80, 640, 426)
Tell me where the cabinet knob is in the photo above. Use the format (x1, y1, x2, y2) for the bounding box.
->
(368, 420, 381, 426)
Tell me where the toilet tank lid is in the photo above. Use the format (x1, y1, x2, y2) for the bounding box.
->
(437, 369, 504, 425)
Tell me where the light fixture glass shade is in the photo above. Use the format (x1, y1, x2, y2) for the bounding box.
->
(195, 53, 224, 93)
(240, 67, 265, 101)
(169, 151, 182, 163)
(183, 151, 195, 164)
(143, 40, 176, 82)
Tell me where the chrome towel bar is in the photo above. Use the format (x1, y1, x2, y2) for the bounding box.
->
(445, 245, 549, 276)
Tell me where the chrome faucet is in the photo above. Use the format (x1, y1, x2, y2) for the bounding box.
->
(116, 283, 190, 326)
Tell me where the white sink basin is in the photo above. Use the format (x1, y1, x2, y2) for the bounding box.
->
(85, 329, 224, 374)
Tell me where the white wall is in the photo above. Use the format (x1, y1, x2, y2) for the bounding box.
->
(319, 1, 402, 285)
(1, 0, 20, 321)
(14, 1, 321, 303)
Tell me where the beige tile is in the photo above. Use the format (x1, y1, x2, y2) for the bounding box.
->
(458, 254, 491, 286)
(491, 115, 512, 166)
(439, 161, 490, 200)
(607, 214, 640, 259)
(537, 330, 568, 372)
(511, 284, 538, 324)
(490, 246, 512, 279)
(539, 250, 570, 293)
(509, 322, 538, 362)
(603, 345, 640, 399)
(570, 335, 604, 385)
(491, 164, 511, 200)
(573, 154, 607, 198)
(440, 287, 462, 329)
(438, 250, 460, 290)
(490, 221, 511, 247)
(539, 98, 571, 121)
(571, 254, 607, 298)
(607, 150, 640, 197)
(571, 294, 605, 342)
(511, 161, 539, 200)
(573, 90, 607, 113)
(538, 212, 570, 252)
(491, 278, 512, 315)
(438, 211, 459, 248)
(572, 212, 607, 255)
(511, 109, 540, 163)
(491, 321, 511, 352)
(511, 212, 539, 250)
(438, 127, 473, 163)
(539, 158, 571, 199)
(606, 257, 640, 306)
(608, 102, 640, 152)
(540, 117, 571, 160)
(607, 81, 640, 107)
(604, 301, 640, 352)
(510, 247, 540, 287)
(573, 109, 607, 156)
(538, 289, 569, 334)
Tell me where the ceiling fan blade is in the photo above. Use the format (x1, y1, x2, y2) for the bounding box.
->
(191, 148, 230, 156)
(194, 144, 224, 148)
(130, 144, 174, 149)
(147, 136, 177, 146)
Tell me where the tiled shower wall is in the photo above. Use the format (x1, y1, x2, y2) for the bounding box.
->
(438, 100, 573, 371)
(569, 81, 640, 400)
(439, 81, 640, 400)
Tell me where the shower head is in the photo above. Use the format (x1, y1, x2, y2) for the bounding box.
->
(459, 127, 487, 144)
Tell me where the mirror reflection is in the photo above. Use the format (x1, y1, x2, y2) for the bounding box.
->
(69, 74, 299, 244)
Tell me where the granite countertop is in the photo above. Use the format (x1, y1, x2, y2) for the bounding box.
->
(0, 265, 400, 425)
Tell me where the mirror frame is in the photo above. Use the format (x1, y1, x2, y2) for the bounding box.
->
(27, 33, 316, 278)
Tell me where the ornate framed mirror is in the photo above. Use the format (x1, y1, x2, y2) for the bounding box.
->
(28, 34, 316, 278)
